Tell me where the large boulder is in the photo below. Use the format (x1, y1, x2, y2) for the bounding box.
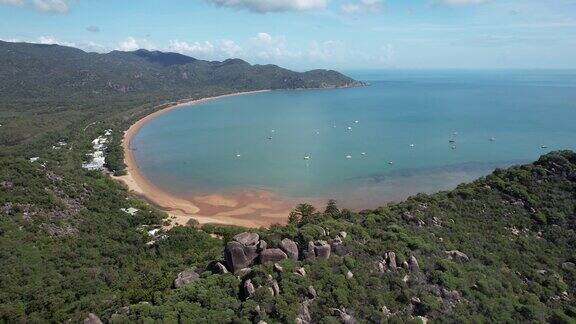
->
(214, 262, 228, 274)
(386, 252, 397, 271)
(260, 248, 288, 263)
(562, 262, 575, 271)
(305, 241, 316, 260)
(233, 232, 260, 246)
(83, 313, 103, 324)
(257, 239, 268, 252)
(244, 279, 255, 297)
(408, 255, 420, 272)
(330, 237, 348, 256)
(174, 270, 200, 288)
(445, 250, 469, 262)
(225, 241, 259, 272)
(296, 299, 313, 324)
(280, 238, 299, 260)
(314, 241, 331, 259)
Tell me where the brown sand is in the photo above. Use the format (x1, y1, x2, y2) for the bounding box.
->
(114, 90, 299, 228)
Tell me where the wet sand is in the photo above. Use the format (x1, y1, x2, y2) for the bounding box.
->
(114, 90, 301, 228)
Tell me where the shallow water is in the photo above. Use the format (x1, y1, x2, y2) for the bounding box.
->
(132, 70, 576, 208)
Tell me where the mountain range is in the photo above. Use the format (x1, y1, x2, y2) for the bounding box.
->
(0, 41, 362, 101)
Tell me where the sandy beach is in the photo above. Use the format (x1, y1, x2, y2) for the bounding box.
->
(114, 90, 298, 228)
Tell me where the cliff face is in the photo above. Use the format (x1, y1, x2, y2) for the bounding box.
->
(0, 41, 363, 101)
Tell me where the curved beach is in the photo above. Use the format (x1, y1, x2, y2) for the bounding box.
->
(115, 90, 297, 228)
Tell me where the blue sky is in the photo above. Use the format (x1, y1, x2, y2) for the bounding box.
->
(1, 0, 575, 70)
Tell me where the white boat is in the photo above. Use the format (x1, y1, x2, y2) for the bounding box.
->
(410, 144, 415, 147)
(347, 126, 352, 130)
(354, 120, 359, 124)
(361, 152, 366, 156)
(541, 145, 548, 149)
(304, 156, 310, 160)
(346, 155, 352, 159)
(490, 137, 496, 141)
(388, 161, 393, 165)
(236, 154, 241, 158)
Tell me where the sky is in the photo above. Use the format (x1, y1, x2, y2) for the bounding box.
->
(1, 0, 575, 70)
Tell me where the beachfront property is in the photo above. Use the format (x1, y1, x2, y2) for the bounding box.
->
(82, 129, 112, 171)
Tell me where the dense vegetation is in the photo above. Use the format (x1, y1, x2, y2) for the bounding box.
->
(0, 41, 574, 323)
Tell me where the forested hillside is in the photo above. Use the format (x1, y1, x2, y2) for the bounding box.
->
(0, 41, 574, 323)
(0, 41, 360, 102)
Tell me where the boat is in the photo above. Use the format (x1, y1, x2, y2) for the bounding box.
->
(490, 137, 496, 141)
(388, 161, 393, 165)
(347, 126, 352, 130)
(451, 145, 456, 150)
(449, 139, 456, 143)
(354, 120, 359, 124)
(267, 136, 273, 140)
(304, 156, 310, 160)
(361, 152, 366, 156)
(236, 154, 242, 158)
(346, 155, 352, 159)
(410, 144, 415, 147)
(541, 145, 548, 149)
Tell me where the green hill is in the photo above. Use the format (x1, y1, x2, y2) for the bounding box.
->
(0, 41, 361, 102)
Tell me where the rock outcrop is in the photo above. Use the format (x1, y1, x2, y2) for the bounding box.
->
(445, 250, 469, 262)
(225, 233, 260, 272)
(280, 238, 299, 260)
(214, 262, 228, 274)
(83, 313, 103, 324)
(331, 308, 356, 324)
(223, 232, 341, 272)
(408, 256, 420, 272)
(244, 279, 255, 297)
(305, 240, 331, 260)
(296, 300, 313, 324)
(260, 248, 288, 263)
(295, 267, 307, 277)
(174, 270, 200, 288)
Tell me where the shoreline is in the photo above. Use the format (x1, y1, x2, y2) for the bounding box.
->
(114, 90, 299, 228)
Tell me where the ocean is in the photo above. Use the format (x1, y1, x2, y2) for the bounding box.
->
(131, 70, 576, 209)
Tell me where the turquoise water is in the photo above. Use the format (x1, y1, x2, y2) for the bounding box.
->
(132, 70, 576, 208)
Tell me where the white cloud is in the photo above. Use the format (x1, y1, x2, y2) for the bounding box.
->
(0, 37, 21, 42)
(220, 39, 242, 57)
(439, 0, 490, 6)
(252, 32, 274, 44)
(32, 0, 69, 12)
(118, 37, 156, 51)
(0, 0, 72, 12)
(308, 40, 344, 61)
(342, 0, 383, 14)
(38, 35, 73, 46)
(206, 0, 328, 13)
(250, 32, 300, 59)
(168, 40, 215, 56)
(35, 35, 106, 52)
(166, 39, 244, 59)
(0, 0, 24, 5)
